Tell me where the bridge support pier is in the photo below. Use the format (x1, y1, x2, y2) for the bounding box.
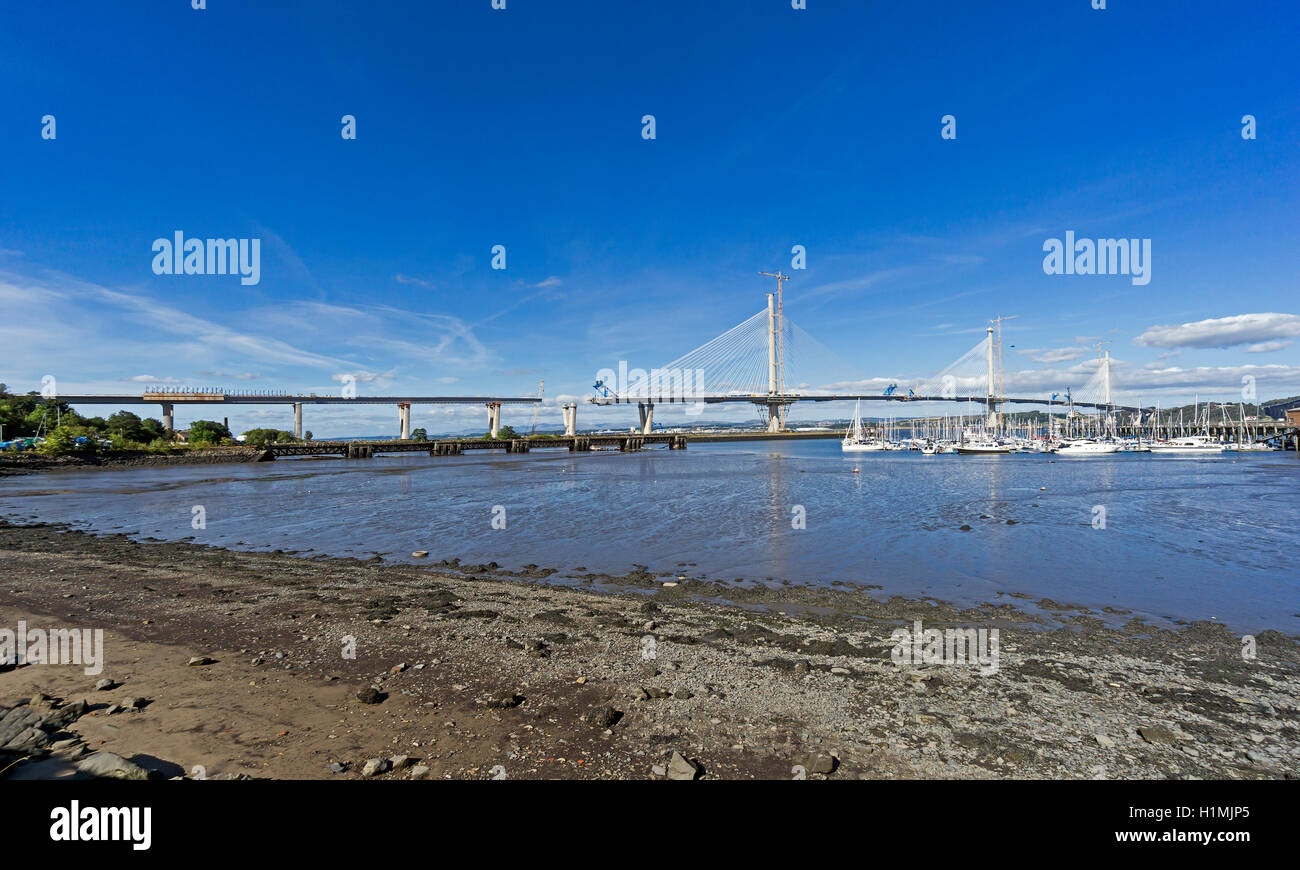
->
(561, 402, 577, 437)
(486, 402, 502, 439)
(398, 402, 411, 440)
(293, 402, 303, 440)
(161, 402, 174, 434)
(766, 403, 782, 433)
(638, 402, 654, 435)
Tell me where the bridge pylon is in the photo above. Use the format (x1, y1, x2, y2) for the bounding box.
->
(638, 402, 654, 435)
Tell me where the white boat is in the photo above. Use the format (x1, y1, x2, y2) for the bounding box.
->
(1052, 439, 1121, 456)
(842, 401, 887, 452)
(920, 442, 939, 455)
(1224, 441, 1274, 452)
(1148, 436, 1226, 454)
(955, 437, 1011, 455)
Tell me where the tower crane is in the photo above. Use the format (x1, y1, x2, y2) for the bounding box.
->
(529, 379, 544, 436)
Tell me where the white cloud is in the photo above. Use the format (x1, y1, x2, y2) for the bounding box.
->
(1246, 340, 1290, 353)
(332, 369, 397, 385)
(394, 273, 435, 289)
(1134, 313, 1300, 349)
(1017, 346, 1088, 364)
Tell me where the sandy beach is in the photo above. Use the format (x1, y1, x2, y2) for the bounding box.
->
(1, 519, 1296, 780)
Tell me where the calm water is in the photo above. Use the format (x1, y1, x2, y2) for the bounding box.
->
(3, 441, 1298, 631)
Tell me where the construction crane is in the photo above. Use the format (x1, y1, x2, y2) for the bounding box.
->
(529, 379, 544, 436)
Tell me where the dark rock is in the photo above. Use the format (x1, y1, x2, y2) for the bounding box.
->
(355, 687, 386, 705)
(584, 705, 622, 729)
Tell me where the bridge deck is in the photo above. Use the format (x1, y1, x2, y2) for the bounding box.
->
(266, 433, 687, 458)
(589, 393, 1144, 412)
(53, 394, 539, 405)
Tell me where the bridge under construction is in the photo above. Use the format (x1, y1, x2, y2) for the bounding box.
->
(587, 272, 1137, 436)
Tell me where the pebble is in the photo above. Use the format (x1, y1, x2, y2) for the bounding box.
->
(667, 751, 700, 780)
(361, 758, 391, 777)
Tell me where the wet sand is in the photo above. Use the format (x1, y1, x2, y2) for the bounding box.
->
(1, 520, 1296, 779)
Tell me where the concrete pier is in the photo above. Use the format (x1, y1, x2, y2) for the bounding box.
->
(161, 402, 174, 433)
(485, 402, 502, 439)
(561, 402, 577, 437)
(398, 402, 411, 440)
(293, 402, 303, 440)
(638, 402, 654, 435)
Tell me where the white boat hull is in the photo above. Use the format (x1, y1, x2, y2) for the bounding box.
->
(1053, 441, 1121, 456)
(842, 442, 888, 452)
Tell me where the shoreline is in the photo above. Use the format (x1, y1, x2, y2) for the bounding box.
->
(0, 448, 268, 476)
(1, 520, 1297, 780)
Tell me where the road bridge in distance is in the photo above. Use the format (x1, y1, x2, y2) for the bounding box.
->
(51, 392, 540, 439)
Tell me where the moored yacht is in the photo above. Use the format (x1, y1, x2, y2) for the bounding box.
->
(1148, 436, 1226, 454)
(1052, 438, 1121, 456)
(842, 400, 888, 452)
(955, 437, 1011, 455)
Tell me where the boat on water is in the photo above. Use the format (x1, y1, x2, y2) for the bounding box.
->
(955, 437, 1011, 455)
(1052, 438, 1121, 456)
(842, 401, 888, 452)
(1223, 441, 1275, 452)
(1148, 436, 1227, 454)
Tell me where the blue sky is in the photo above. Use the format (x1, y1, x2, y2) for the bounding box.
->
(1, 0, 1297, 435)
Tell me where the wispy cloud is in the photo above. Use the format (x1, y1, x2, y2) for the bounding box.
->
(1134, 313, 1300, 350)
(394, 273, 436, 290)
(1017, 346, 1089, 364)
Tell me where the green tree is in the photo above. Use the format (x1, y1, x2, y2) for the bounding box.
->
(0, 386, 73, 438)
(411, 427, 428, 440)
(35, 424, 101, 455)
(139, 417, 166, 442)
(188, 420, 231, 445)
(241, 428, 294, 448)
(107, 410, 147, 443)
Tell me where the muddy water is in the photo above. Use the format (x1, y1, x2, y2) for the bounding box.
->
(2, 440, 1297, 631)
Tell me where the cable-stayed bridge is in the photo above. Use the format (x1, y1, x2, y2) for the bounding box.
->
(589, 286, 1133, 433)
